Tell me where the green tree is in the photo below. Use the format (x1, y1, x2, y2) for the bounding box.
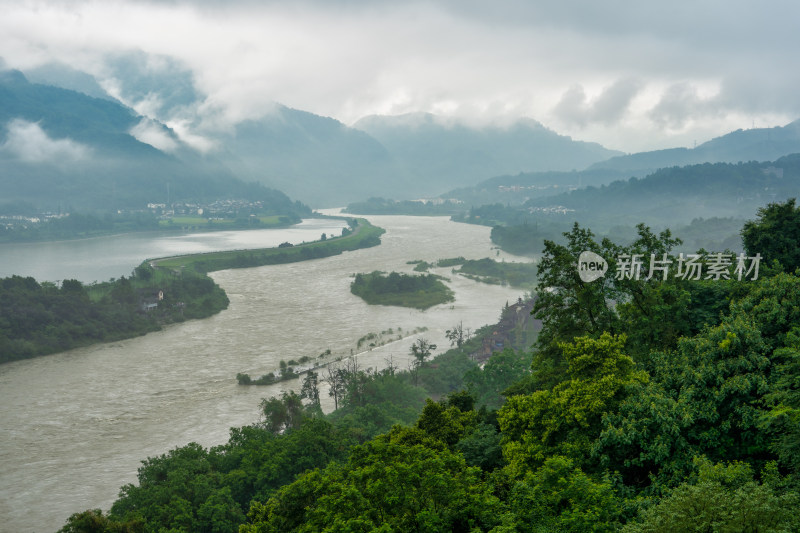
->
(409, 337, 437, 386)
(532, 224, 621, 370)
(531, 223, 681, 386)
(410, 337, 436, 366)
(499, 333, 648, 475)
(196, 487, 246, 533)
(456, 423, 505, 471)
(503, 456, 623, 532)
(464, 347, 532, 409)
(259, 392, 304, 435)
(59, 509, 143, 533)
(741, 198, 800, 272)
(323, 363, 346, 410)
(240, 426, 504, 532)
(623, 459, 800, 533)
(446, 321, 466, 347)
(595, 290, 789, 489)
(760, 327, 800, 470)
(300, 371, 321, 414)
(415, 398, 477, 447)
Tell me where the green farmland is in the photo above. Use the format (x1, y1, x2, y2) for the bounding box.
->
(153, 218, 385, 273)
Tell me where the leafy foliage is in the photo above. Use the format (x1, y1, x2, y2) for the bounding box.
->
(60, 210, 800, 532)
(240, 427, 504, 533)
(350, 271, 454, 309)
(0, 264, 228, 363)
(622, 459, 800, 533)
(741, 198, 800, 272)
(499, 333, 647, 475)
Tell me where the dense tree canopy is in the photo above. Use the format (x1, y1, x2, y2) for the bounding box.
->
(60, 209, 800, 533)
(742, 198, 800, 272)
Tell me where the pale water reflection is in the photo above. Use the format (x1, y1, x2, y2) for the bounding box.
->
(0, 218, 347, 283)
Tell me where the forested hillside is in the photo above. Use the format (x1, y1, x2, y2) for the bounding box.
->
(59, 200, 800, 532)
(0, 69, 310, 216)
(525, 156, 800, 226)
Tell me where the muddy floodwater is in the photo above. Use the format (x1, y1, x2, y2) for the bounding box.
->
(0, 214, 532, 532)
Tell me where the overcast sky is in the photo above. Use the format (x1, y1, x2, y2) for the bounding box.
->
(1, 0, 798, 152)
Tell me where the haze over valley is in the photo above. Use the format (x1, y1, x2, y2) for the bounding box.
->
(3, 2, 800, 532)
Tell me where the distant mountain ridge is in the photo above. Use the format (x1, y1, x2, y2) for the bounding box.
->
(525, 154, 800, 227)
(442, 121, 800, 208)
(355, 112, 622, 189)
(208, 109, 625, 206)
(588, 120, 800, 174)
(1, 63, 628, 207)
(5, 62, 800, 211)
(0, 67, 625, 208)
(0, 70, 306, 215)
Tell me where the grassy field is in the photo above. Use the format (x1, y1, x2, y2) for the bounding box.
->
(157, 215, 286, 229)
(152, 219, 385, 273)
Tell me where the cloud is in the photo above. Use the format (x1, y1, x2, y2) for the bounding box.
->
(1, 0, 799, 152)
(129, 118, 180, 152)
(553, 79, 642, 127)
(648, 82, 721, 130)
(552, 85, 589, 127)
(1, 119, 90, 162)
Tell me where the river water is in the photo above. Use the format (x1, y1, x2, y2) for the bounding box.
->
(0, 214, 531, 532)
(0, 218, 349, 283)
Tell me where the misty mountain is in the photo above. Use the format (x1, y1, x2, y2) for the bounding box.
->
(213, 106, 407, 207)
(19, 60, 800, 213)
(24, 63, 116, 102)
(355, 112, 622, 186)
(588, 120, 800, 175)
(442, 168, 630, 207)
(0, 70, 307, 215)
(0, 64, 628, 208)
(207, 110, 627, 207)
(525, 155, 800, 227)
(439, 120, 800, 209)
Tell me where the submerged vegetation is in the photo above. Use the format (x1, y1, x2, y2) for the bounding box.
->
(350, 270, 455, 309)
(456, 258, 538, 289)
(409, 256, 537, 289)
(60, 200, 800, 532)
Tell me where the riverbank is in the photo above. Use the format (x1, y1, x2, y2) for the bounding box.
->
(0, 264, 230, 364)
(0, 211, 304, 244)
(0, 218, 386, 364)
(0, 214, 526, 532)
(152, 218, 384, 273)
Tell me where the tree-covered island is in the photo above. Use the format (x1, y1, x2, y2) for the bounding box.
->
(350, 270, 455, 310)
